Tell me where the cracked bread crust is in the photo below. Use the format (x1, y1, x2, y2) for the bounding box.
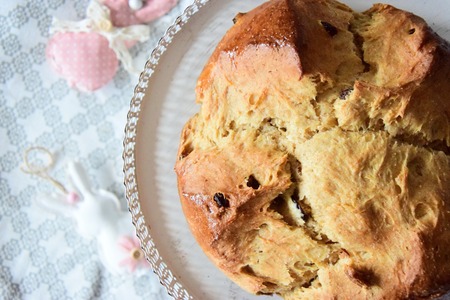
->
(174, 0, 450, 299)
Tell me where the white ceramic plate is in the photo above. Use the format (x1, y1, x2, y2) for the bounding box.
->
(123, 1, 450, 299)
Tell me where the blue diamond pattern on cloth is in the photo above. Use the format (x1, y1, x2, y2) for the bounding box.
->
(105, 138, 121, 160)
(0, 90, 6, 106)
(76, 240, 97, 260)
(1, 0, 194, 299)
(27, 0, 48, 19)
(11, 211, 30, 233)
(56, 253, 76, 275)
(17, 186, 35, 207)
(21, 272, 40, 294)
(73, 0, 89, 18)
(112, 68, 131, 89)
(15, 97, 34, 118)
(7, 123, 27, 146)
(12, 52, 32, 75)
(8, 6, 29, 28)
(74, 287, 93, 299)
(0, 265, 13, 284)
(63, 138, 81, 157)
(29, 246, 49, 268)
(0, 178, 10, 196)
(37, 14, 53, 37)
(21, 229, 42, 252)
(64, 230, 84, 249)
(87, 104, 105, 125)
(0, 151, 20, 173)
(77, 92, 97, 109)
(53, 123, 71, 144)
(37, 219, 58, 241)
(0, 106, 15, 128)
(69, 114, 89, 135)
(43, 105, 62, 127)
(3, 195, 20, 215)
(35, 131, 56, 148)
(49, 280, 67, 300)
(40, 263, 58, 285)
(83, 261, 101, 282)
(29, 42, 46, 64)
(0, 15, 11, 39)
(96, 121, 114, 143)
(88, 148, 107, 169)
(33, 88, 52, 109)
(23, 70, 44, 92)
(103, 95, 124, 115)
(50, 79, 70, 100)
(1, 282, 20, 300)
(1, 34, 22, 56)
(0, 61, 13, 84)
(133, 274, 149, 296)
(1, 205, 13, 218)
(48, 0, 66, 9)
(0, 152, 20, 173)
(1, 239, 21, 261)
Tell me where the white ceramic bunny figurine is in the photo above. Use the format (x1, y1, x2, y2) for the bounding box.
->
(37, 161, 147, 274)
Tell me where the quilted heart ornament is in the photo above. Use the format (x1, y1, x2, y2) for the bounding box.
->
(46, 0, 150, 91)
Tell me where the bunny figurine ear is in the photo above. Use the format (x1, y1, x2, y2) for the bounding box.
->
(35, 193, 77, 218)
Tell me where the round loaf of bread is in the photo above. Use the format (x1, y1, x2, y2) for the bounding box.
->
(175, 0, 450, 298)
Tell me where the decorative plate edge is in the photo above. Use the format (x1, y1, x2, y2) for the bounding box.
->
(122, 1, 210, 299)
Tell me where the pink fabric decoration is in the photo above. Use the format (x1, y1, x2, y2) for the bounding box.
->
(46, 0, 176, 92)
(118, 235, 149, 272)
(104, 0, 178, 27)
(46, 32, 118, 91)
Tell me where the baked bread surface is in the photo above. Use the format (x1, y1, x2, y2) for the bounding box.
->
(175, 0, 450, 298)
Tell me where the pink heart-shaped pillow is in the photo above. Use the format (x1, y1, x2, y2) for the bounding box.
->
(46, 32, 118, 91)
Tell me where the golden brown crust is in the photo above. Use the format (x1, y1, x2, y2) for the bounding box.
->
(196, 0, 302, 97)
(175, 0, 450, 298)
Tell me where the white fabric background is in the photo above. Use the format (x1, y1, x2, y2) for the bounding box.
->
(0, 0, 192, 299)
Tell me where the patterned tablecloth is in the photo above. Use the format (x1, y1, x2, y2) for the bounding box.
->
(0, 0, 191, 299)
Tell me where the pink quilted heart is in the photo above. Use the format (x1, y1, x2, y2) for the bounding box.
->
(46, 32, 118, 91)
(104, 0, 178, 27)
